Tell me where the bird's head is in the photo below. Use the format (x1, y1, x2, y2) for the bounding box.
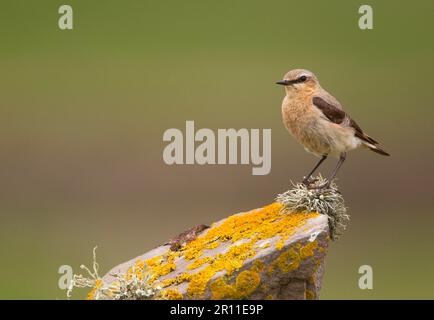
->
(276, 69, 320, 94)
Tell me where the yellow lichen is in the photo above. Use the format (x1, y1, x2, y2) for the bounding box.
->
(86, 279, 102, 300)
(276, 247, 300, 273)
(273, 240, 319, 274)
(306, 289, 315, 300)
(209, 270, 261, 299)
(160, 273, 192, 287)
(181, 203, 317, 263)
(300, 241, 318, 259)
(209, 278, 236, 299)
(186, 242, 255, 298)
(251, 260, 265, 273)
(275, 237, 285, 250)
(309, 274, 316, 285)
(159, 288, 183, 300)
(145, 256, 163, 268)
(186, 256, 213, 271)
(86, 288, 96, 300)
(89, 202, 321, 299)
(206, 241, 220, 250)
(146, 252, 178, 281)
(234, 270, 261, 298)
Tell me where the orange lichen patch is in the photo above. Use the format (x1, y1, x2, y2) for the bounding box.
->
(222, 242, 256, 274)
(123, 251, 180, 286)
(300, 241, 318, 259)
(265, 294, 274, 300)
(86, 279, 102, 300)
(159, 288, 184, 300)
(86, 288, 96, 300)
(275, 237, 286, 250)
(276, 247, 300, 273)
(234, 270, 261, 297)
(146, 252, 178, 281)
(186, 242, 255, 298)
(208, 278, 235, 299)
(274, 240, 319, 274)
(124, 260, 146, 281)
(251, 260, 265, 273)
(160, 272, 192, 287)
(306, 289, 315, 300)
(144, 256, 163, 267)
(186, 256, 213, 271)
(206, 241, 220, 250)
(209, 270, 261, 299)
(309, 274, 317, 286)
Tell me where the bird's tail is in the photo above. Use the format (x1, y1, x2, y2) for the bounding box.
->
(363, 142, 390, 156)
(369, 145, 390, 156)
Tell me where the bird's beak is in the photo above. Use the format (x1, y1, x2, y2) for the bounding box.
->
(276, 80, 291, 86)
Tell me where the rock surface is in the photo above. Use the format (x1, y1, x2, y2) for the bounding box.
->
(101, 203, 330, 300)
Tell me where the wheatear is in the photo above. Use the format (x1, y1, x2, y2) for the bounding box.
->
(277, 69, 390, 189)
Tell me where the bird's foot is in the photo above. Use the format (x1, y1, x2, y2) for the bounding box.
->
(302, 176, 319, 187)
(307, 180, 331, 190)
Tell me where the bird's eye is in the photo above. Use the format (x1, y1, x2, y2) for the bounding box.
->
(299, 76, 307, 82)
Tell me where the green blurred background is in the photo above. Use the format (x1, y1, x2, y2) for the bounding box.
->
(1, 0, 433, 299)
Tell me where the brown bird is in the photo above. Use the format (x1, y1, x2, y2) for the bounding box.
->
(277, 69, 390, 189)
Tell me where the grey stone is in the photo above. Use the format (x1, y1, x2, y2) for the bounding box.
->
(102, 206, 330, 300)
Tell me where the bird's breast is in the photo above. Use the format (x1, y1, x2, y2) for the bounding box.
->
(281, 100, 315, 138)
(282, 100, 333, 156)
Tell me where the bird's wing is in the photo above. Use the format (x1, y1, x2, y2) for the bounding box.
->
(312, 96, 346, 124)
(312, 96, 379, 145)
(319, 90, 344, 110)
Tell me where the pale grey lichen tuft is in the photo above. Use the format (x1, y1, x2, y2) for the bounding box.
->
(276, 175, 350, 240)
(67, 246, 161, 300)
(108, 265, 162, 300)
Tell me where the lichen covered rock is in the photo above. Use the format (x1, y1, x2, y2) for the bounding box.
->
(97, 203, 329, 300)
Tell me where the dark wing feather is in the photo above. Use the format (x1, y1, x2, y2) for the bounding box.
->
(312, 96, 346, 124)
(349, 118, 378, 144)
(312, 96, 379, 145)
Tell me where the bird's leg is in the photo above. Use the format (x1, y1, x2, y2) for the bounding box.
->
(310, 152, 346, 189)
(302, 155, 327, 186)
(327, 152, 346, 184)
